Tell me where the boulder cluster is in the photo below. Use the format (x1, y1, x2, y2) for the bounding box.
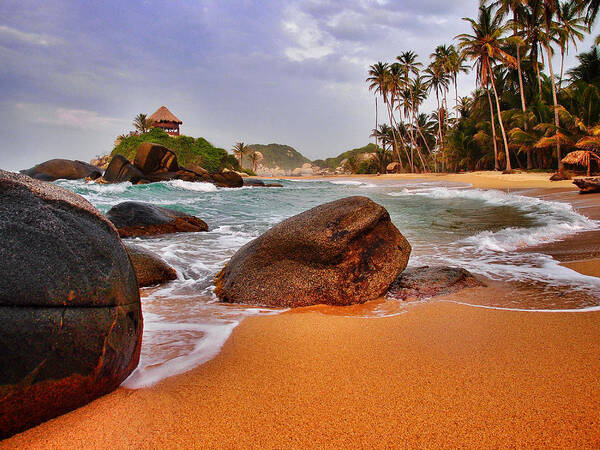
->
(101, 142, 243, 187)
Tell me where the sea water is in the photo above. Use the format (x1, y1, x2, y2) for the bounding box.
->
(56, 178, 600, 387)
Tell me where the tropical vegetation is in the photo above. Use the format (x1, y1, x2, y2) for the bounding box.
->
(112, 128, 239, 173)
(365, 0, 600, 175)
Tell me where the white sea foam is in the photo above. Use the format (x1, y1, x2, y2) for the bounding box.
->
(163, 179, 219, 192)
(330, 180, 377, 187)
(389, 186, 598, 253)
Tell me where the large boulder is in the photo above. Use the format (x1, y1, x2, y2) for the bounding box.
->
(386, 266, 484, 301)
(134, 142, 179, 175)
(214, 196, 411, 307)
(20, 159, 102, 181)
(0, 170, 142, 438)
(125, 244, 177, 287)
(107, 201, 208, 237)
(102, 154, 144, 183)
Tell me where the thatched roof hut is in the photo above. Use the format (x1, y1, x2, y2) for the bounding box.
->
(561, 150, 600, 176)
(149, 106, 182, 136)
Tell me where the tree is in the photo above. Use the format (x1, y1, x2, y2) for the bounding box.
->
(555, 2, 587, 90)
(232, 142, 248, 168)
(133, 113, 153, 134)
(458, 5, 516, 172)
(248, 151, 263, 173)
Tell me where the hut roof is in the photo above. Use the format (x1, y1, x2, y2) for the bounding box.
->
(149, 106, 182, 124)
(562, 150, 600, 165)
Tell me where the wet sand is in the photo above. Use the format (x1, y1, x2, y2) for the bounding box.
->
(3, 174, 600, 448)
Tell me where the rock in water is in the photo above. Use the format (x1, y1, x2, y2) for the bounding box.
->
(386, 266, 484, 301)
(125, 243, 177, 287)
(102, 154, 144, 183)
(573, 177, 600, 194)
(134, 142, 179, 175)
(214, 196, 411, 307)
(107, 201, 208, 237)
(0, 170, 142, 439)
(20, 158, 102, 181)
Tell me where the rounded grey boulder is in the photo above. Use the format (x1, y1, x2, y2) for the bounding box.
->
(0, 170, 142, 438)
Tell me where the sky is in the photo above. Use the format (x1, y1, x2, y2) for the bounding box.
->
(1, 0, 598, 171)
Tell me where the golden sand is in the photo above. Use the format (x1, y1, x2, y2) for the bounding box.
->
(2, 175, 600, 448)
(4, 301, 600, 448)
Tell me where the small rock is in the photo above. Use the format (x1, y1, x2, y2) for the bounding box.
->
(386, 266, 484, 301)
(125, 244, 177, 287)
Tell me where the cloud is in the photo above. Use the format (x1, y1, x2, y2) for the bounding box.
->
(15, 103, 126, 130)
(0, 24, 58, 46)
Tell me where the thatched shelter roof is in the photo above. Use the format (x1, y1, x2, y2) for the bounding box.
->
(149, 106, 182, 124)
(562, 150, 600, 165)
(534, 132, 571, 149)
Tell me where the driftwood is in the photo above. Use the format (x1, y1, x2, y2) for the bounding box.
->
(573, 177, 600, 194)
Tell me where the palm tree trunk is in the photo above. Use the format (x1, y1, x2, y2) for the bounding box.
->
(374, 97, 379, 150)
(516, 44, 532, 170)
(488, 61, 511, 172)
(486, 85, 500, 171)
(559, 49, 565, 92)
(543, 42, 563, 173)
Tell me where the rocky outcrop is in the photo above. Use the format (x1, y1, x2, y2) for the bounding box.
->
(0, 170, 142, 439)
(214, 196, 411, 308)
(244, 179, 266, 187)
(20, 159, 102, 181)
(104, 143, 243, 188)
(125, 244, 177, 287)
(102, 154, 144, 183)
(107, 201, 208, 237)
(573, 177, 600, 194)
(386, 266, 484, 301)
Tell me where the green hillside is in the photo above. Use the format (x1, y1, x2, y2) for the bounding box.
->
(247, 143, 310, 171)
(111, 128, 239, 173)
(313, 143, 377, 171)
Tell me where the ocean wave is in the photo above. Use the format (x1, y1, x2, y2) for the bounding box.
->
(389, 186, 598, 253)
(162, 179, 218, 192)
(329, 180, 377, 188)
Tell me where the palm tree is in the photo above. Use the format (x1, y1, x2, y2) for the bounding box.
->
(248, 151, 263, 173)
(366, 62, 389, 152)
(133, 113, 153, 134)
(447, 45, 470, 113)
(423, 63, 451, 161)
(458, 5, 516, 172)
(232, 142, 248, 168)
(488, 0, 533, 167)
(555, 2, 587, 91)
(540, 0, 566, 174)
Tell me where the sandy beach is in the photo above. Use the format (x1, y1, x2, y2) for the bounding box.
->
(3, 172, 600, 448)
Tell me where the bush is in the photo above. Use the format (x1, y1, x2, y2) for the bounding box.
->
(111, 128, 231, 173)
(241, 168, 257, 176)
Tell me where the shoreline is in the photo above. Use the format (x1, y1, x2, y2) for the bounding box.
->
(3, 174, 600, 447)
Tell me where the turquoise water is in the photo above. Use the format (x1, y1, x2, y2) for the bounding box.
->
(56, 177, 600, 387)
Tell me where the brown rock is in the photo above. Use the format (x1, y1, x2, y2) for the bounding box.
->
(214, 196, 411, 308)
(125, 244, 177, 287)
(106, 201, 208, 237)
(210, 171, 243, 188)
(573, 177, 600, 194)
(103, 154, 144, 183)
(134, 142, 179, 175)
(0, 170, 142, 439)
(20, 159, 102, 181)
(386, 266, 484, 301)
